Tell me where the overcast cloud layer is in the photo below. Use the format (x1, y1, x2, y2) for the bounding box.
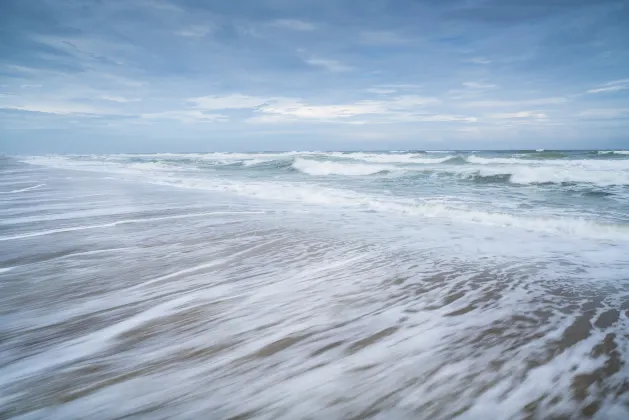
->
(1, 0, 629, 152)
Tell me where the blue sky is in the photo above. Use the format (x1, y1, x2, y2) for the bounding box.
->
(1, 0, 628, 153)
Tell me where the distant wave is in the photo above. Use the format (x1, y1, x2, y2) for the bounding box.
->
(334, 152, 454, 164)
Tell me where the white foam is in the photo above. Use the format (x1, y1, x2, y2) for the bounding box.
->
(20, 155, 629, 239)
(455, 165, 629, 186)
(150, 177, 629, 240)
(0, 267, 14, 274)
(292, 158, 392, 176)
(0, 184, 45, 194)
(128, 238, 283, 290)
(467, 155, 629, 169)
(597, 150, 629, 155)
(0, 211, 264, 241)
(335, 152, 454, 164)
(242, 159, 272, 166)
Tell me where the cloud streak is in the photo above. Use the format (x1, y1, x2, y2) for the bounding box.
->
(587, 79, 629, 94)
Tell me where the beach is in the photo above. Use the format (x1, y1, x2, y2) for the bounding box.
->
(1, 151, 629, 419)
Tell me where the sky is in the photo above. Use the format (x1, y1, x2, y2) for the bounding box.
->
(1, 0, 629, 153)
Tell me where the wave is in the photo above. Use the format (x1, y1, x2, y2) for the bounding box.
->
(598, 151, 629, 155)
(442, 156, 468, 164)
(15, 156, 629, 239)
(149, 177, 629, 240)
(460, 172, 513, 184)
(292, 158, 392, 176)
(292, 155, 465, 176)
(0, 184, 45, 194)
(332, 152, 454, 164)
(455, 166, 629, 186)
(466, 155, 629, 169)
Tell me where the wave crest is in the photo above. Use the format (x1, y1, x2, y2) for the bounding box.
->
(292, 158, 391, 176)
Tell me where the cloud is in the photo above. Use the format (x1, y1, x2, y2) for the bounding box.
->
(247, 94, 442, 123)
(189, 94, 269, 110)
(3, 0, 629, 152)
(418, 114, 477, 122)
(578, 108, 629, 119)
(465, 97, 568, 107)
(100, 95, 141, 103)
(141, 110, 228, 123)
(270, 19, 315, 31)
(0, 102, 107, 115)
(365, 88, 397, 94)
(488, 111, 547, 119)
(305, 58, 353, 72)
(586, 79, 629, 94)
(463, 82, 497, 89)
(255, 100, 385, 121)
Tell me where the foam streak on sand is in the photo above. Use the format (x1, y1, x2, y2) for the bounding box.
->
(0, 211, 264, 241)
(0, 184, 45, 194)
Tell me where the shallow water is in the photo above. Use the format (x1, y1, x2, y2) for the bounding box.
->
(1, 151, 629, 419)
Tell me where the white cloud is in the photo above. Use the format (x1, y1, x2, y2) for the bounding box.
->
(100, 95, 141, 103)
(305, 58, 354, 72)
(419, 114, 477, 122)
(365, 88, 397, 94)
(463, 82, 497, 89)
(271, 19, 315, 31)
(0, 102, 108, 115)
(488, 111, 547, 119)
(141, 110, 228, 123)
(257, 100, 385, 120)
(182, 93, 450, 125)
(586, 79, 629, 94)
(249, 95, 442, 124)
(465, 97, 568, 107)
(360, 31, 408, 45)
(189, 94, 269, 110)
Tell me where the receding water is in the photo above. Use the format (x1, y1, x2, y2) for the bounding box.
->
(1, 150, 629, 419)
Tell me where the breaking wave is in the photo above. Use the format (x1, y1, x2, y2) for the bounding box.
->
(292, 158, 392, 176)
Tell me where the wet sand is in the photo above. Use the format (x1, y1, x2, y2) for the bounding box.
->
(1, 158, 629, 419)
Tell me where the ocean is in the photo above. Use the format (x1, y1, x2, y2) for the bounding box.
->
(1, 150, 629, 419)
